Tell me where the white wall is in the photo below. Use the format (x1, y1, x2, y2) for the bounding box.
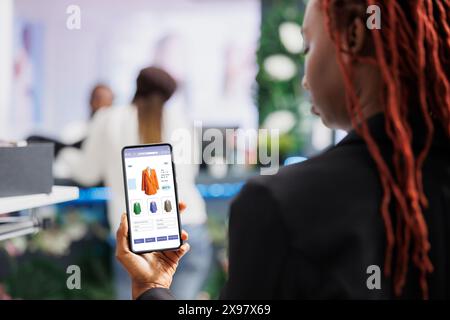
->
(0, 0, 14, 139)
(13, 0, 260, 138)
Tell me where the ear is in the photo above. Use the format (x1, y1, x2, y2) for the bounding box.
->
(343, 17, 366, 54)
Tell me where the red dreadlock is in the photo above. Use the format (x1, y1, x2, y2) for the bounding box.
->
(322, 0, 450, 299)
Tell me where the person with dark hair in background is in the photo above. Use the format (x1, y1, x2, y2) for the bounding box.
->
(58, 66, 209, 300)
(116, 0, 449, 300)
(58, 83, 114, 150)
(89, 84, 114, 117)
(28, 83, 114, 156)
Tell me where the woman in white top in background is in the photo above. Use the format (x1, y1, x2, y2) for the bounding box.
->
(57, 67, 211, 300)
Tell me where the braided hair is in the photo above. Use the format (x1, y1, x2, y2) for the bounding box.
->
(322, 0, 450, 299)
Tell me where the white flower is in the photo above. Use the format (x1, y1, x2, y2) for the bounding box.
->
(262, 110, 297, 134)
(279, 22, 304, 54)
(263, 54, 297, 81)
(65, 222, 88, 242)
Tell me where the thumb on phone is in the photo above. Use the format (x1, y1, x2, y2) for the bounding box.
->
(116, 213, 130, 256)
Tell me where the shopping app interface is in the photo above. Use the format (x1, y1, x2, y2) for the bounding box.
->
(124, 145, 180, 252)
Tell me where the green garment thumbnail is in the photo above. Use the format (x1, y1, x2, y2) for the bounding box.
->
(133, 202, 142, 215)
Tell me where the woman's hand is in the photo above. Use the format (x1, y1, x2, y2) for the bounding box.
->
(115, 202, 190, 299)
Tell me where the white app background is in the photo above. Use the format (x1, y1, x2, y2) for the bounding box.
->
(125, 150, 180, 251)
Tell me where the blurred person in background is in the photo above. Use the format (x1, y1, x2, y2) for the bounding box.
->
(89, 84, 114, 117)
(57, 66, 210, 300)
(28, 83, 114, 157)
(151, 33, 214, 300)
(57, 83, 114, 148)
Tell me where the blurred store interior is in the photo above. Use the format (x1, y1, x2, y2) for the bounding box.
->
(0, 0, 346, 299)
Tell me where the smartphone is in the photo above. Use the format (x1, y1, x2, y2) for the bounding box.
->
(122, 143, 182, 254)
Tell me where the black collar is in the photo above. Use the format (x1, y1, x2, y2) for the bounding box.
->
(336, 112, 448, 151)
(337, 113, 386, 147)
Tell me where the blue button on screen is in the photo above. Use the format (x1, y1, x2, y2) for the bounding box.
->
(157, 236, 167, 242)
(134, 238, 144, 244)
(168, 235, 179, 240)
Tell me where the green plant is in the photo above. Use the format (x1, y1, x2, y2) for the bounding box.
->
(257, 0, 307, 157)
(0, 206, 114, 300)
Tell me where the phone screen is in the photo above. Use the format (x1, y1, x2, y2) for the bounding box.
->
(122, 143, 182, 253)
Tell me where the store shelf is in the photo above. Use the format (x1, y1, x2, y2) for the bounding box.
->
(0, 186, 79, 215)
(0, 219, 39, 241)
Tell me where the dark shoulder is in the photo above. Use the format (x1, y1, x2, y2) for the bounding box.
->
(255, 141, 377, 196)
(234, 141, 385, 259)
(240, 141, 382, 226)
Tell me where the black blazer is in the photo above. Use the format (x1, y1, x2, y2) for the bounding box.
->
(139, 113, 450, 300)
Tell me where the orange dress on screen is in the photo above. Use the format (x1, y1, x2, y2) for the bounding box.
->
(141, 168, 159, 195)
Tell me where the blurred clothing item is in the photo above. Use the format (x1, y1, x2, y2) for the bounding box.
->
(164, 199, 173, 213)
(133, 202, 141, 215)
(141, 167, 159, 196)
(149, 201, 158, 214)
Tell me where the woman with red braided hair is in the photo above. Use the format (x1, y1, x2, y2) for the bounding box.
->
(116, 0, 449, 300)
